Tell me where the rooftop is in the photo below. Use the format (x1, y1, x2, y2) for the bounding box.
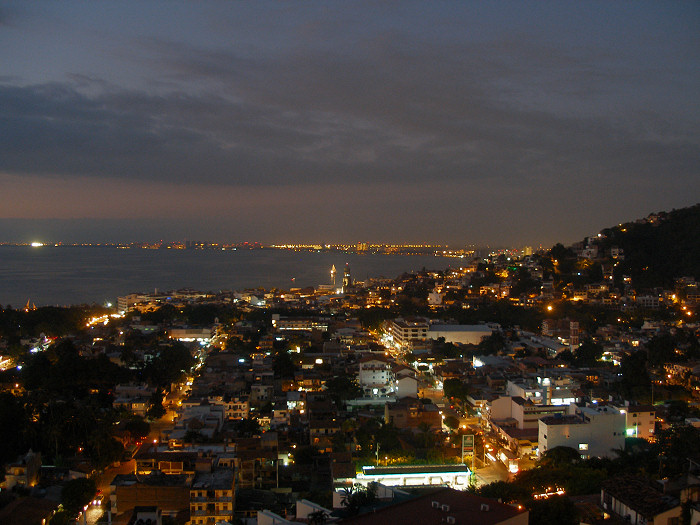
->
(0, 497, 58, 525)
(602, 476, 679, 519)
(192, 469, 234, 490)
(361, 464, 470, 476)
(340, 487, 525, 525)
(111, 472, 191, 487)
(540, 414, 583, 426)
(429, 324, 492, 332)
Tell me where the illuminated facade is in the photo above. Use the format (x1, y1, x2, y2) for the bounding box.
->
(358, 356, 395, 396)
(342, 263, 352, 291)
(386, 317, 429, 351)
(190, 469, 235, 525)
(2, 450, 41, 490)
(538, 405, 625, 459)
(354, 464, 471, 490)
(614, 404, 656, 440)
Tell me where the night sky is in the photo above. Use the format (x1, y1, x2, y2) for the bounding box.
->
(1, 2, 698, 246)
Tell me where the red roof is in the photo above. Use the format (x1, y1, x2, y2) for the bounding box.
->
(0, 497, 58, 525)
(341, 487, 527, 525)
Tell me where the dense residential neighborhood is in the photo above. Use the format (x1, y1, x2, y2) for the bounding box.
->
(1, 207, 700, 524)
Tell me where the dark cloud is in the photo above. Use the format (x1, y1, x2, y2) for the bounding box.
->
(0, 6, 15, 26)
(1, 30, 698, 193)
(0, 2, 698, 244)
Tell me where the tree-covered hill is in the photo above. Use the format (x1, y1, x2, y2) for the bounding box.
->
(595, 203, 700, 288)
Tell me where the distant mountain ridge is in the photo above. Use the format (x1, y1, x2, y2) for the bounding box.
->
(581, 204, 700, 289)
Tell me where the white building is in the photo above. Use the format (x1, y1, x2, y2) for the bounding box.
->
(358, 356, 395, 397)
(386, 318, 429, 350)
(614, 404, 656, 440)
(169, 327, 213, 341)
(396, 376, 418, 398)
(488, 396, 567, 431)
(601, 476, 681, 525)
(505, 378, 579, 406)
(208, 395, 250, 420)
(355, 464, 472, 490)
(427, 324, 494, 345)
(428, 291, 445, 306)
(271, 314, 329, 332)
(538, 405, 625, 459)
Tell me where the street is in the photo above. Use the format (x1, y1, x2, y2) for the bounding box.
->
(74, 459, 135, 525)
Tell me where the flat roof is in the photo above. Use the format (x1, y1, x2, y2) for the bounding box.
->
(429, 324, 492, 332)
(192, 469, 234, 490)
(540, 414, 583, 426)
(362, 464, 470, 476)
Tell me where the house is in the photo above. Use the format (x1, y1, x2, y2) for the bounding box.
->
(601, 476, 681, 525)
(542, 318, 580, 346)
(614, 404, 656, 440)
(396, 376, 418, 398)
(133, 445, 199, 475)
(0, 496, 58, 525)
(493, 396, 568, 429)
(110, 472, 192, 517)
(427, 324, 494, 345)
(309, 417, 342, 449)
(126, 506, 163, 525)
(486, 396, 567, 455)
(208, 395, 250, 420)
(358, 356, 395, 397)
(384, 397, 441, 430)
(234, 436, 279, 490)
(340, 487, 527, 525)
(2, 449, 42, 490)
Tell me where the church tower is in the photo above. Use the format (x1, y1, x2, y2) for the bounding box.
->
(342, 263, 352, 292)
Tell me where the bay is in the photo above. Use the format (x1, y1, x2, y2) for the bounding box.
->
(0, 246, 460, 307)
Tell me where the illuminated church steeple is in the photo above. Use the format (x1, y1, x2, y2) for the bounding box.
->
(342, 263, 352, 292)
(330, 264, 336, 286)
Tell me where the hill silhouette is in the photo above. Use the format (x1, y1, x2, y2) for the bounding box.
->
(594, 204, 700, 288)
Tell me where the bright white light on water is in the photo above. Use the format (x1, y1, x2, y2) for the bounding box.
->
(31, 242, 44, 247)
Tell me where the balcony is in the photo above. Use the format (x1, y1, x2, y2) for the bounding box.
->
(191, 510, 234, 517)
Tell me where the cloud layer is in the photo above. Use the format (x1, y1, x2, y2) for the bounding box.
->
(1, 2, 698, 244)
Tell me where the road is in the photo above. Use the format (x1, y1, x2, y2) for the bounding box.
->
(82, 368, 190, 523)
(419, 381, 516, 488)
(74, 459, 135, 525)
(473, 458, 510, 487)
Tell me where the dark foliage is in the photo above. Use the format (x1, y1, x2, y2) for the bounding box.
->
(601, 204, 700, 288)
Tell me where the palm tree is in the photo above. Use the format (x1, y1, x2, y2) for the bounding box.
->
(417, 422, 434, 449)
(308, 509, 329, 524)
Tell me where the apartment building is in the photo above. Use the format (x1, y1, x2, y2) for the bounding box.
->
(386, 317, 429, 350)
(190, 469, 235, 525)
(538, 405, 625, 459)
(358, 356, 395, 397)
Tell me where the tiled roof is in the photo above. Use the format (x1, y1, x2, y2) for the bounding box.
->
(602, 476, 679, 519)
(0, 497, 58, 525)
(340, 487, 526, 525)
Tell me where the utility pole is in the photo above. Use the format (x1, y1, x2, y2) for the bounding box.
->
(376, 442, 380, 466)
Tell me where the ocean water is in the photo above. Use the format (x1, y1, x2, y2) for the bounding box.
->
(0, 246, 458, 307)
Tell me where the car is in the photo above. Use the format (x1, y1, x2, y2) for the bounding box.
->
(92, 492, 104, 506)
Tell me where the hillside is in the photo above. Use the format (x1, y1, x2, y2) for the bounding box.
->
(594, 204, 700, 288)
